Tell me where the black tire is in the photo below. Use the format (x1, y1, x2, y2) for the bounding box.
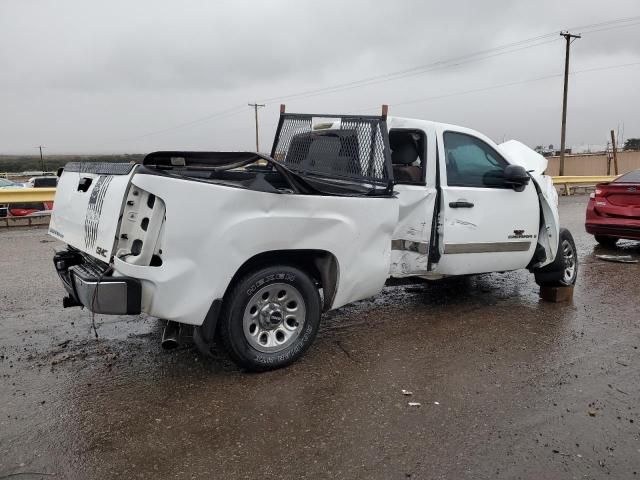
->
(594, 235, 618, 247)
(218, 265, 321, 372)
(534, 227, 578, 287)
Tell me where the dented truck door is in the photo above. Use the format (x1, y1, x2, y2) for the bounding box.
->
(389, 124, 438, 276)
(435, 127, 539, 275)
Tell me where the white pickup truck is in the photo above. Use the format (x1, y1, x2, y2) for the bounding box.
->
(49, 107, 577, 371)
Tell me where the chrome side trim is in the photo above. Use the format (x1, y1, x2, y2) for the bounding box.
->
(444, 241, 531, 254)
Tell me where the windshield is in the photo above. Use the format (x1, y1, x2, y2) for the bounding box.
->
(0, 178, 15, 187)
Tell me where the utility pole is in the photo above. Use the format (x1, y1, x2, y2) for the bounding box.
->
(36, 145, 46, 172)
(610, 129, 619, 175)
(248, 103, 265, 152)
(559, 31, 581, 176)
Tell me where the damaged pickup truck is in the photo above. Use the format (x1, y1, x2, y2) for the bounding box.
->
(49, 106, 577, 371)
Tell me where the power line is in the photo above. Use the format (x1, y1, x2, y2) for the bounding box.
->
(109, 37, 559, 145)
(568, 15, 640, 32)
(346, 60, 640, 114)
(107, 14, 640, 145)
(258, 38, 561, 104)
(247, 60, 640, 143)
(575, 20, 640, 35)
(257, 15, 640, 105)
(111, 105, 248, 143)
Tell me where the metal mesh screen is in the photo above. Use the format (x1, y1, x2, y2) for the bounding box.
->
(65, 162, 136, 175)
(271, 114, 391, 187)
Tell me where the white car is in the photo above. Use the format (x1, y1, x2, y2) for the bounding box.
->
(0, 178, 21, 188)
(49, 108, 577, 371)
(25, 176, 58, 188)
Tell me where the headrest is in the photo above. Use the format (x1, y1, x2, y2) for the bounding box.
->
(390, 131, 414, 149)
(392, 142, 419, 165)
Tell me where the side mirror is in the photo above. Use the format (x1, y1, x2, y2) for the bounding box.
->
(504, 164, 530, 192)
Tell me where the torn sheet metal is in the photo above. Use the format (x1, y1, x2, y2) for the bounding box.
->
(390, 185, 437, 277)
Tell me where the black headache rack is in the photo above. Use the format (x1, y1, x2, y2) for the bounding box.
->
(271, 106, 394, 195)
(138, 107, 394, 197)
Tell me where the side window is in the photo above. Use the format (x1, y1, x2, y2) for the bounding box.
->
(390, 129, 426, 184)
(444, 131, 508, 188)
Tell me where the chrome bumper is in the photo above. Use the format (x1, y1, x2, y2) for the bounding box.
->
(54, 249, 141, 315)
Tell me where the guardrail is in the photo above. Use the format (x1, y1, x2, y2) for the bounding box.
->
(550, 175, 617, 195)
(0, 176, 619, 204)
(0, 171, 57, 179)
(0, 188, 56, 227)
(0, 175, 622, 227)
(0, 187, 57, 203)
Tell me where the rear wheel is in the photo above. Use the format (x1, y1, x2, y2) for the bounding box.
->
(594, 235, 618, 247)
(218, 265, 321, 371)
(534, 228, 578, 287)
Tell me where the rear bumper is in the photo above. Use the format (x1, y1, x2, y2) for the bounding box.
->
(585, 199, 640, 240)
(53, 249, 141, 315)
(585, 223, 640, 240)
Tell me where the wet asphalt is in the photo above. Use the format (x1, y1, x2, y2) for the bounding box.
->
(0, 195, 639, 480)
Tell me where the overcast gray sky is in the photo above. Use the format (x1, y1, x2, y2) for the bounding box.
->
(1, 0, 640, 154)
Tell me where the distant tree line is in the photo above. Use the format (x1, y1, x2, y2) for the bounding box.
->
(0, 154, 145, 173)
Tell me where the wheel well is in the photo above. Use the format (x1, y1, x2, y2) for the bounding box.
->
(225, 250, 339, 312)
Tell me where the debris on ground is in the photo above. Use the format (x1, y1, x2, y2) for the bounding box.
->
(595, 254, 639, 264)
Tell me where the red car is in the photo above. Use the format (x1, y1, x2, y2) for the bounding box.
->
(8, 202, 53, 217)
(586, 169, 640, 246)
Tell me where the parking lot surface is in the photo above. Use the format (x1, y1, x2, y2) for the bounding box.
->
(1, 195, 639, 479)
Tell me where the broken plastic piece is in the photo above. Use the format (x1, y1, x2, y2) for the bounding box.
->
(596, 254, 638, 264)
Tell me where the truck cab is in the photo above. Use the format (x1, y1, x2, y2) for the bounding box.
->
(48, 108, 576, 371)
(386, 117, 558, 279)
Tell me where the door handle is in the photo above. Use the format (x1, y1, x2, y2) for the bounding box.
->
(449, 201, 474, 208)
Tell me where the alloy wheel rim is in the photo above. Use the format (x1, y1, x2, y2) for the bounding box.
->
(243, 283, 306, 353)
(561, 239, 576, 283)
